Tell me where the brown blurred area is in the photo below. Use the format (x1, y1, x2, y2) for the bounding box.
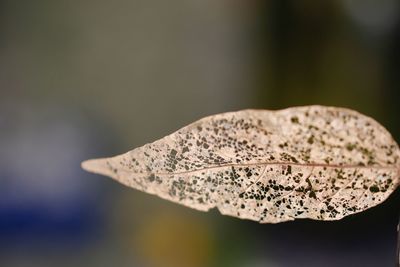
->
(0, 1, 399, 267)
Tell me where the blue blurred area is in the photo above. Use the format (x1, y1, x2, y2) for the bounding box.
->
(0, 103, 116, 265)
(0, 199, 100, 244)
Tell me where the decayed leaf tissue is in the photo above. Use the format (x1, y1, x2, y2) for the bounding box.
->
(82, 106, 400, 223)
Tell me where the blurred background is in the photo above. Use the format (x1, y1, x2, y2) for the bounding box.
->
(0, 0, 399, 266)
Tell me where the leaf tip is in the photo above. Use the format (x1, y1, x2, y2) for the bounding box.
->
(81, 158, 112, 176)
(81, 159, 96, 172)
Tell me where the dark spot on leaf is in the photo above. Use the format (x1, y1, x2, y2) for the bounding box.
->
(346, 143, 356, 151)
(291, 116, 299, 123)
(170, 149, 177, 157)
(148, 174, 155, 182)
(369, 185, 380, 193)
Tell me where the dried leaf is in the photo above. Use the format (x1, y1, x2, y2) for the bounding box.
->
(82, 106, 400, 223)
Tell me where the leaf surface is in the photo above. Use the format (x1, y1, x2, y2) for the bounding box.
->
(82, 106, 400, 223)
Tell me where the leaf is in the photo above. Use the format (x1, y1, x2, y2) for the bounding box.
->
(82, 106, 400, 223)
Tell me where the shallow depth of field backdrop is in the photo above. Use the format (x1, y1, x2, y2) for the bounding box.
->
(1, 1, 399, 267)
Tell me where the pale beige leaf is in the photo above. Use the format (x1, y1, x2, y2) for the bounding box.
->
(82, 106, 400, 223)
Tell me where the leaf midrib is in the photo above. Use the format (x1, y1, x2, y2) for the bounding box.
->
(152, 161, 399, 176)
